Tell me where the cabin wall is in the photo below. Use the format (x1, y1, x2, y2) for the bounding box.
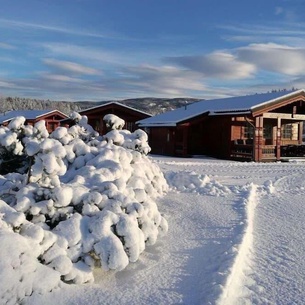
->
(148, 127, 176, 155)
(147, 116, 233, 158)
(38, 112, 68, 133)
(231, 119, 247, 140)
(200, 116, 232, 158)
(44, 120, 61, 133)
(187, 122, 204, 154)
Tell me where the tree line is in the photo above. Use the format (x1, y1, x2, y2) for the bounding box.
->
(0, 96, 81, 115)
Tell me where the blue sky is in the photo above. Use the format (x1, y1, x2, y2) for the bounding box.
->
(0, 0, 305, 101)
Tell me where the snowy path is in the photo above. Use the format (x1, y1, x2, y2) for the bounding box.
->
(25, 157, 305, 305)
(216, 183, 259, 305)
(245, 173, 305, 305)
(27, 190, 242, 305)
(158, 157, 305, 305)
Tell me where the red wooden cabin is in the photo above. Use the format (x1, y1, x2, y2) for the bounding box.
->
(138, 89, 305, 162)
(0, 110, 68, 133)
(65, 102, 151, 134)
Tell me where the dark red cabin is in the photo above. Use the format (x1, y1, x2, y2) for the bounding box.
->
(138, 89, 305, 162)
(0, 109, 68, 133)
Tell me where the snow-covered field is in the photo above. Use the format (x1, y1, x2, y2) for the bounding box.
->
(17, 155, 305, 305)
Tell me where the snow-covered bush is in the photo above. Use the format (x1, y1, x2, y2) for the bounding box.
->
(104, 129, 151, 155)
(103, 115, 151, 154)
(0, 114, 168, 303)
(0, 117, 28, 174)
(103, 114, 125, 131)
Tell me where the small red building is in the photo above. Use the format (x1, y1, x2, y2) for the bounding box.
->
(138, 89, 305, 162)
(72, 102, 151, 134)
(0, 110, 68, 133)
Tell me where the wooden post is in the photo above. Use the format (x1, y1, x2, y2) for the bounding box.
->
(254, 117, 259, 161)
(254, 116, 263, 161)
(276, 117, 281, 161)
(298, 122, 303, 144)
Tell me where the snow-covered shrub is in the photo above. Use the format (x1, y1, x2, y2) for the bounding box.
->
(103, 114, 125, 131)
(0, 117, 27, 174)
(0, 117, 52, 177)
(104, 129, 151, 155)
(0, 113, 168, 303)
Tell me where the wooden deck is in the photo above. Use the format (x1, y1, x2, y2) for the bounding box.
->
(231, 143, 305, 162)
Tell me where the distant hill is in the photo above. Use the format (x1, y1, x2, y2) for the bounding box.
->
(0, 96, 81, 115)
(75, 97, 201, 115)
(0, 96, 201, 116)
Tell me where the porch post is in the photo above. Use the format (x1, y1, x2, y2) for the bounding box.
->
(254, 116, 263, 162)
(276, 118, 281, 161)
(298, 122, 303, 144)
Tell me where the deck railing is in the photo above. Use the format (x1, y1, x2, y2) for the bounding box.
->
(231, 142, 305, 161)
(261, 145, 276, 160)
(231, 141, 277, 161)
(281, 145, 305, 157)
(230, 143, 253, 160)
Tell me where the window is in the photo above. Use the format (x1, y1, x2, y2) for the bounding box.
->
(125, 122, 134, 131)
(282, 124, 292, 139)
(263, 123, 272, 139)
(244, 122, 254, 139)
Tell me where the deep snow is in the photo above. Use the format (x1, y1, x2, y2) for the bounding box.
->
(16, 155, 305, 305)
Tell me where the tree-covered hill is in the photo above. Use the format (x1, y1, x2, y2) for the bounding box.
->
(0, 96, 201, 116)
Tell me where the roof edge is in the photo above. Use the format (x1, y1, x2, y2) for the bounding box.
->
(251, 89, 305, 112)
(35, 109, 68, 119)
(80, 101, 152, 117)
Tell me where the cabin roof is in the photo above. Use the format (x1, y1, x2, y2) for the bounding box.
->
(137, 89, 305, 127)
(79, 101, 152, 117)
(0, 109, 67, 124)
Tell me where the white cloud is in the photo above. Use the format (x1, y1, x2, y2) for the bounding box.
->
(237, 43, 305, 75)
(165, 52, 256, 79)
(0, 18, 109, 39)
(41, 74, 86, 83)
(219, 22, 305, 47)
(110, 64, 207, 96)
(43, 58, 100, 76)
(275, 7, 284, 15)
(0, 80, 16, 88)
(42, 43, 123, 66)
(0, 42, 15, 50)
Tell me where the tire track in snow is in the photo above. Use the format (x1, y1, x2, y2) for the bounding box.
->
(216, 183, 259, 305)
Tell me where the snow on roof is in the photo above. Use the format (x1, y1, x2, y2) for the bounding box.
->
(138, 89, 305, 127)
(80, 101, 152, 117)
(0, 109, 67, 124)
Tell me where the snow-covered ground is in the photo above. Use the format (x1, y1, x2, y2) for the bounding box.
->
(21, 155, 305, 305)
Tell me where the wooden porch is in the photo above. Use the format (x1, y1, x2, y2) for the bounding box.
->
(231, 143, 305, 161)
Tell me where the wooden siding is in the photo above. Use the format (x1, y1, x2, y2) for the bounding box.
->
(148, 127, 176, 155)
(200, 116, 232, 158)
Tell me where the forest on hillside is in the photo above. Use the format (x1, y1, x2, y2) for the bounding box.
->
(0, 96, 81, 115)
(0, 96, 200, 116)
